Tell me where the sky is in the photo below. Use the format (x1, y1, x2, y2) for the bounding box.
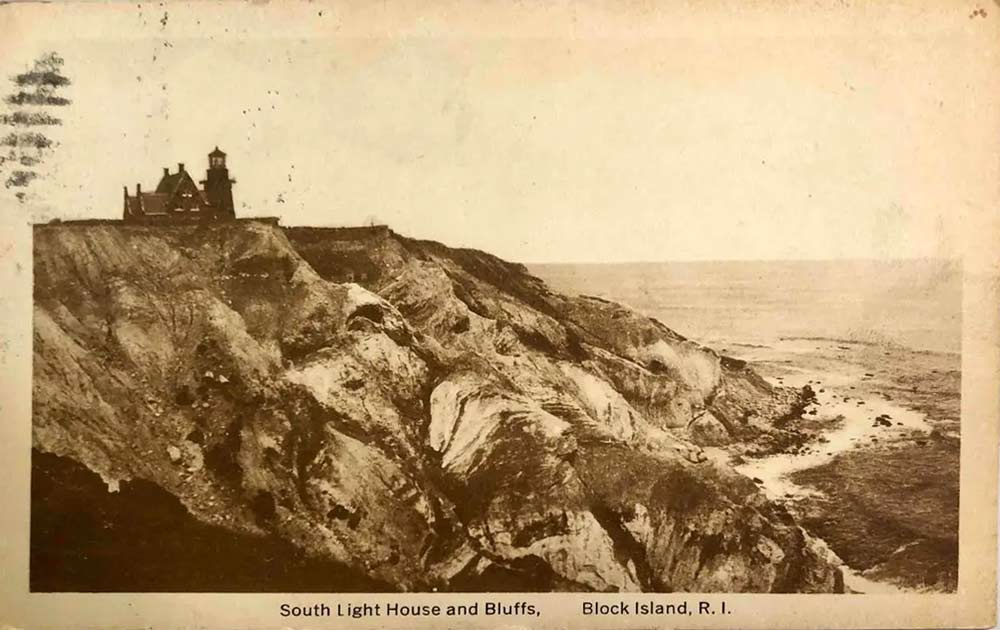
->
(1, 1, 998, 263)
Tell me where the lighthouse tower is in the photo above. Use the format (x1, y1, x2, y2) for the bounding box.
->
(202, 146, 236, 218)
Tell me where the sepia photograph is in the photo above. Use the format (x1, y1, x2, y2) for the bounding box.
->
(0, 1, 997, 628)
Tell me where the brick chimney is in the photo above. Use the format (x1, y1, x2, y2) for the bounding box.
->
(163, 167, 169, 177)
(136, 183, 141, 195)
(178, 163, 185, 173)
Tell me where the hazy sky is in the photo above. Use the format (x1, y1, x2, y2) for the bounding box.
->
(1, 1, 997, 263)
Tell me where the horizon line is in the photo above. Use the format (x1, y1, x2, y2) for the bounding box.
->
(522, 256, 962, 266)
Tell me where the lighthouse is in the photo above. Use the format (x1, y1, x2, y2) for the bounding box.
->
(202, 146, 236, 218)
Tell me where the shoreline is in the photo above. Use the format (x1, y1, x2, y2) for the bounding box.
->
(708, 337, 960, 593)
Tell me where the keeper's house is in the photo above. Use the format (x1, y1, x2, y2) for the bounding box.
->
(123, 147, 235, 223)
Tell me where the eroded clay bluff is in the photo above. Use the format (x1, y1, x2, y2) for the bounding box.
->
(31, 221, 841, 593)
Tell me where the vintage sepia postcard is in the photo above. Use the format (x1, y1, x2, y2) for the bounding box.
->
(0, 1, 998, 628)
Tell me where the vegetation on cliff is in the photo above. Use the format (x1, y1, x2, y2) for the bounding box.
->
(31, 221, 842, 592)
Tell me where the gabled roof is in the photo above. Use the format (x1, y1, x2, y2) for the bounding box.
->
(155, 170, 190, 194)
(154, 169, 209, 205)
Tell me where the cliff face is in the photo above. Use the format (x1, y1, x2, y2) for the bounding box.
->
(31, 221, 841, 593)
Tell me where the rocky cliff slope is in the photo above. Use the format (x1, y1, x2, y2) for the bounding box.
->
(31, 221, 841, 593)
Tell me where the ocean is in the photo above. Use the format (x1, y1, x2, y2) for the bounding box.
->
(531, 259, 962, 355)
(533, 258, 963, 592)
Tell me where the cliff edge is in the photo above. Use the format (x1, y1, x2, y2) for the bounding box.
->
(31, 221, 841, 593)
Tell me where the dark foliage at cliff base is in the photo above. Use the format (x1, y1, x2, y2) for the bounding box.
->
(31, 451, 390, 592)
